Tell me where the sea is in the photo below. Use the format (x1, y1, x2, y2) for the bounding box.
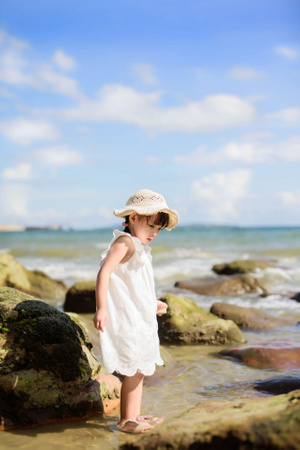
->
(1, 225, 300, 449)
(1, 225, 300, 310)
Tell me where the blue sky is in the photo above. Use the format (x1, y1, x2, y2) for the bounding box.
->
(0, 0, 299, 228)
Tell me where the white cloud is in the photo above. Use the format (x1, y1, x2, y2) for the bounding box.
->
(54, 84, 256, 133)
(274, 46, 299, 60)
(0, 30, 36, 87)
(240, 131, 274, 141)
(0, 117, 60, 146)
(37, 64, 82, 99)
(0, 66, 36, 86)
(174, 136, 300, 165)
(278, 191, 300, 217)
(0, 49, 36, 86)
(52, 50, 76, 71)
(228, 66, 266, 79)
(132, 63, 157, 85)
(0, 29, 30, 51)
(0, 30, 81, 97)
(0, 183, 30, 219)
(33, 146, 84, 167)
(192, 169, 252, 221)
(2, 163, 32, 181)
(221, 141, 273, 163)
(266, 107, 300, 125)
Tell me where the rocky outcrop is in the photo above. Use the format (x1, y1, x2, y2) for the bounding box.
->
(64, 281, 96, 313)
(212, 259, 275, 275)
(210, 302, 297, 330)
(219, 340, 300, 370)
(0, 287, 120, 429)
(175, 274, 268, 296)
(157, 293, 245, 345)
(0, 253, 67, 300)
(120, 390, 300, 449)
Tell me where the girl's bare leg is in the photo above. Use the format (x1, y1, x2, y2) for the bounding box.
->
(120, 371, 144, 420)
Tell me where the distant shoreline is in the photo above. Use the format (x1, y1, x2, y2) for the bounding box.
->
(0, 225, 64, 232)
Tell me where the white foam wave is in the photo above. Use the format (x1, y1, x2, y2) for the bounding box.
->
(95, 242, 109, 251)
(26, 261, 97, 286)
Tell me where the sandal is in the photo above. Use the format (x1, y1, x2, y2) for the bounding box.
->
(136, 415, 164, 426)
(117, 417, 153, 434)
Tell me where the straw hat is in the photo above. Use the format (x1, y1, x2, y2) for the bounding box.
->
(113, 189, 179, 230)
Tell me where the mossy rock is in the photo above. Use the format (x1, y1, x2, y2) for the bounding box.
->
(0, 287, 99, 382)
(0, 253, 67, 300)
(0, 287, 122, 428)
(212, 259, 275, 275)
(120, 390, 300, 449)
(64, 281, 96, 313)
(157, 293, 246, 345)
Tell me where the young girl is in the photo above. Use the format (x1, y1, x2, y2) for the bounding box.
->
(93, 189, 179, 434)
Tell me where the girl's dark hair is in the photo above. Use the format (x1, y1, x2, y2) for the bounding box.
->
(123, 212, 169, 233)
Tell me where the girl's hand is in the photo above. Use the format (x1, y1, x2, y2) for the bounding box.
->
(157, 300, 168, 316)
(93, 308, 108, 332)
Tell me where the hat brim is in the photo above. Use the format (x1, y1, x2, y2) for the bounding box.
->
(113, 206, 179, 231)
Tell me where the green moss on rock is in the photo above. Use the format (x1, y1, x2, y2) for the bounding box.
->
(121, 390, 300, 449)
(158, 293, 246, 345)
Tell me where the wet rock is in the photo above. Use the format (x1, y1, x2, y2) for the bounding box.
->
(292, 292, 300, 302)
(219, 340, 300, 370)
(157, 293, 246, 345)
(210, 302, 297, 330)
(212, 259, 275, 275)
(64, 281, 96, 313)
(120, 390, 300, 450)
(0, 253, 67, 300)
(0, 287, 121, 429)
(175, 274, 268, 296)
(253, 376, 300, 395)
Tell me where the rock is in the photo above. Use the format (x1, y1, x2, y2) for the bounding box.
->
(292, 292, 300, 302)
(0, 253, 67, 300)
(120, 390, 300, 449)
(212, 259, 275, 275)
(64, 281, 96, 313)
(219, 340, 300, 370)
(175, 274, 268, 296)
(157, 293, 246, 345)
(0, 287, 121, 429)
(210, 302, 297, 330)
(253, 376, 300, 395)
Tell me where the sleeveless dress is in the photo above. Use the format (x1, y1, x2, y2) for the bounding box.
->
(99, 230, 164, 376)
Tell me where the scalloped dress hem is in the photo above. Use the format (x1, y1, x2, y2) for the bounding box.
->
(108, 360, 164, 377)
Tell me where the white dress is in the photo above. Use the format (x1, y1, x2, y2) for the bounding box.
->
(99, 230, 164, 376)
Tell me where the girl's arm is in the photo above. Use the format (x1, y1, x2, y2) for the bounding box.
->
(93, 236, 134, 332)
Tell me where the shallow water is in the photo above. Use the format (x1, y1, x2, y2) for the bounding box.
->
(2, 324, 300, 450)
(1, 226, 300, 448)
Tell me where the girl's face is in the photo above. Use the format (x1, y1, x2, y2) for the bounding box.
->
(129, 214, 162, 244)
